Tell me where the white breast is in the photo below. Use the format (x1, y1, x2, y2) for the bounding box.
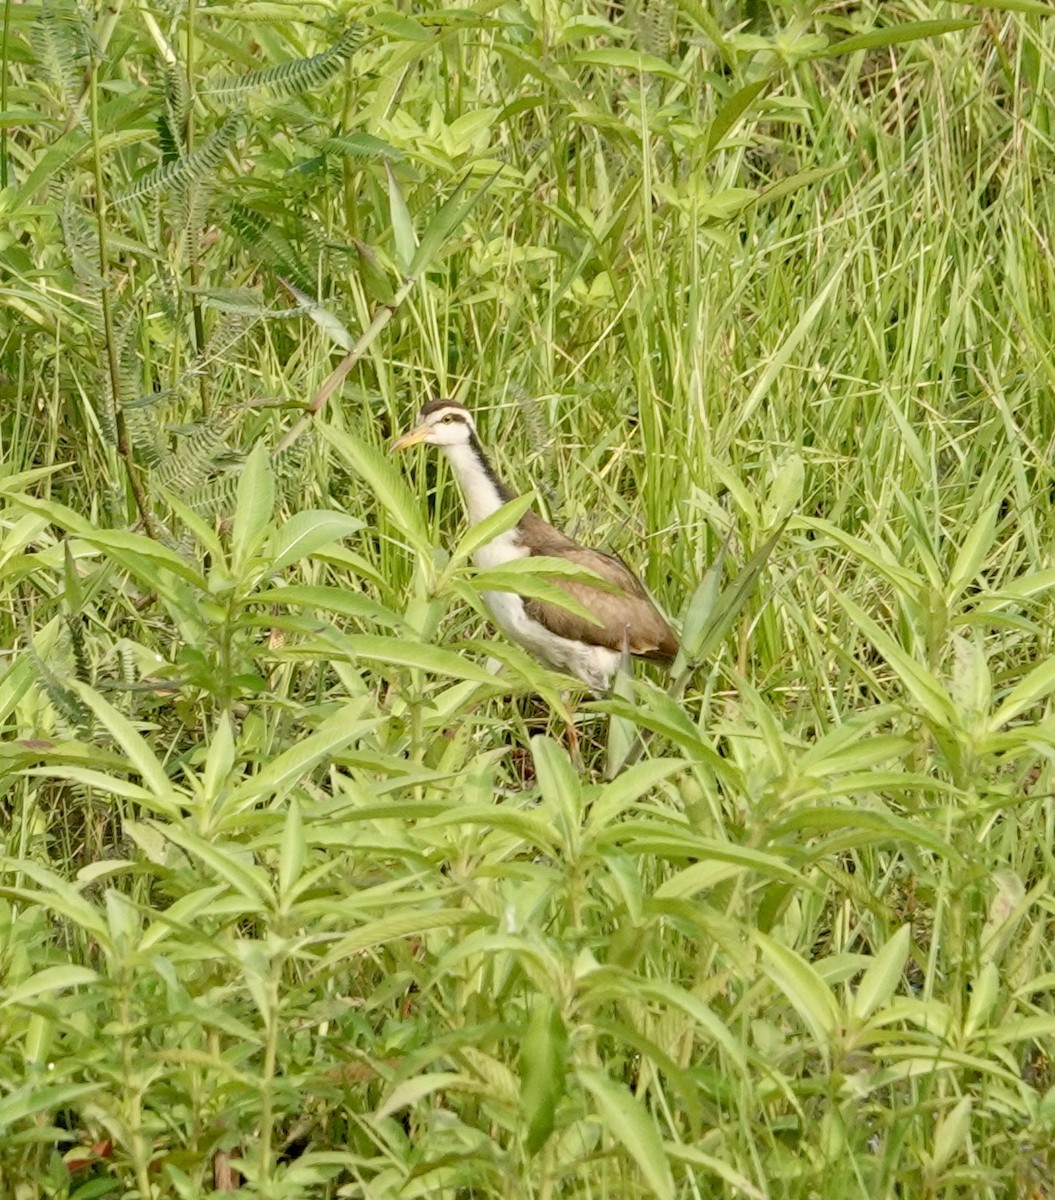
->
(473, 531, 620, 691)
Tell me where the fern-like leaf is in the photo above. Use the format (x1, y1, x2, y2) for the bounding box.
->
(33, 2, 89, 118)
(201, 25, 364, 100)
(116, 112, 241, 204)
(24, 633, 94, 739)
(156, 111, 181, 164)
(159, 60, 190, 147)
(59, 189, 107, 304)
(151, 405, 243, 497)
(315, 132, 403, 161)
(226, 203, 314, 290)
(640, 0, 675, 59)
(66, 614, 92, 686)
(185, 466, 241, 521)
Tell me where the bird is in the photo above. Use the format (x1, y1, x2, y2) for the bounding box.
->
(391, 399, 678, 691)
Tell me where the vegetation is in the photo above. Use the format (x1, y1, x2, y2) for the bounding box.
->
(2, 0, 1055, 1196)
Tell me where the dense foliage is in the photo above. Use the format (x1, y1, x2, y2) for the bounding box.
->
(3, 0, 1055, 1196)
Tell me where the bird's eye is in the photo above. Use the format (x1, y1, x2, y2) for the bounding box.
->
(442, 414, 456, 424)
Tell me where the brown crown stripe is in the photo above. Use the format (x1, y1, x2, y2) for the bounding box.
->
(419, 397, 469, 419)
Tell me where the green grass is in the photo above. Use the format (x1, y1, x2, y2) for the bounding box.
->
(3, 0, 1055, 1196)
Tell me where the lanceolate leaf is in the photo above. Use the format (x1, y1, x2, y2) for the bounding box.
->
(520, 997, 568, 1154)
(318, 423, 432, 557)
(811, 18, 976, 57)
(231, 442, 275, 573)
(408, 170, 497, 279)
(387, 161, 417, 271)
(266, 510, 364, 572)
(576, 1068, 674, 1200)
(447, 493, 535, 568)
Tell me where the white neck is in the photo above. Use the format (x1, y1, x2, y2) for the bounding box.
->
(441, 440, 511, 526)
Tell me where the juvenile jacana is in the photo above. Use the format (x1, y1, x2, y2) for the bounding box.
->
(392, 400, 677, 691)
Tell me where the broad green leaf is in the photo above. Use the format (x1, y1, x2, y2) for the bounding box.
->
(531, 735, 582, 853)
(948, 502, 999, 599)
(22, 766, 154, 803)
(253, 584, 406, 631)
(471, 553, 623, 589)
(105, 889, 139, 949)
(0, 464, 66, 492)
(451, 572, 603, 626)
(604, 661, 637, 779)
(68, 682, 175, 801)
(0, 860, 109, 940)
(280, 277, 355, 351)
(767, 453, 804, 522)
(386, 160, 417, 270)
(138, 885, 228, 953)
(203, 713, 236, 805)
(626, 834, 799, 884)
(319, 423, 431, 557)
(376, 1073, 475, 1122)
(757, 161, 846, 207)
(231, 442, 275, 573)
(408, 170, 496, 279)
(63, 540, 83, 612)
(955, 0, 1055, 11)
(0, 489, 95, 536)
(586, 758, 688, 831)
(160, 487, 226, 563)
(676, 536, 728, 665)
(577, 1068, 674, 1200)
(831, 591, 957, 727)
(278, 795, 305, 900)
(990, 655, 1055, 729)
(1, 965, 98, 1008)
(319, 909, 491, 968)
(964, 961, 1000, 1041)
(225, 700, 377, 812)
(852, 925, 911, 1022)
(267, 510, 364, 572)
(343, 634, 503, 685)
(153, 822, 272, 908)
(520, 997, 568, 1154)
(679, 521, 786, 667)
(419, 803, 560, 854)
(812, 19, 976, 58)
(0, 1082, 103, 1130)
(930, 1095, 973, 1173)
(949, 635, 992, 719)
(583, 974, 747, 1072)
(755, 932, 840, 1048)
(448, 493, 535, 567)
(80, 529, 207, 588)
(984, 564, 1055, 603)
(706, 76, 770, 153)
(458, 637, 574, 714)
(773, 805, 958, 860)
(573, 48, 683, 82)
(665, 1145, 765, 1199)
(353, 238, 397, 306)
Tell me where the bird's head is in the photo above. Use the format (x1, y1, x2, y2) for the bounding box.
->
(391, 399, 477, 451)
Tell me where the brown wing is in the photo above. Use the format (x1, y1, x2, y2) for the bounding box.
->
(518, 512, 678, 661)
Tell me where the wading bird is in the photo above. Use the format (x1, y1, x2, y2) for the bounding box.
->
(392, 399, 677, 691)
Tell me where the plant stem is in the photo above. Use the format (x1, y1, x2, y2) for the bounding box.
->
(274, 273, 419, 454)
(88, 28, 160, 539)
(185, 0, 209, 418)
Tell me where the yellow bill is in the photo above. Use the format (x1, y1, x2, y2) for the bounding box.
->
(390, 424, 430, 452)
